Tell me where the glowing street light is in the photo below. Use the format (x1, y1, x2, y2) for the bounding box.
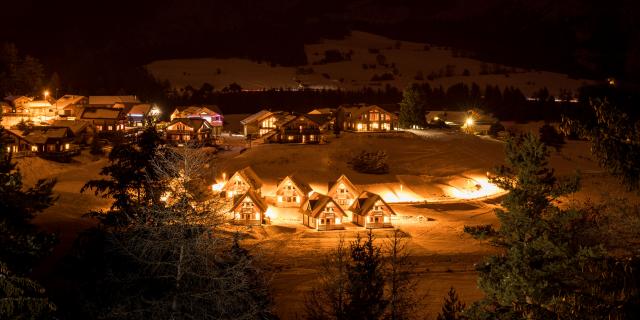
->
(43, 90, 50, 100)
(465, 117, 474, 126)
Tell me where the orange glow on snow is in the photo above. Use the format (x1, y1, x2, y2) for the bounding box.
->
(445, 175, 503, 200)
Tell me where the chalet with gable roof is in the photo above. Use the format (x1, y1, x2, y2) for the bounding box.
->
(230, 190, 269, 225)
(301, 193, 347, 231)
(80, 107, 126, 132)
(327, 174, 360, 210)
(4, 126, 79, 160)
(266, 113, 331, 144)
(240, 110, 287, 137)
(349, 191, 396, 228)
(338, 104, 398, 132)
(164, 118, 213, 144)
(88, 95, 140, 108)
(221, 166, 263, 199)
(275, 175, 313, 207)
(171, 105, 223, 135)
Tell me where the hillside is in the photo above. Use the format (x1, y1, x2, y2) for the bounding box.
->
(147, 31, 594, 97)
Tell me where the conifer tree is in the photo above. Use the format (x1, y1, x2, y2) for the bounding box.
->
(436, 287, 466, 320)
(399, 84, 428, 128)
(345, 231, 387, 320)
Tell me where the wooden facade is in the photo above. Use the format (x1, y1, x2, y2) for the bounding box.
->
(349, 191, 396, 229)
(339, 105, 398, 132)
(327, 174, 360, 211)
(275, 175, 313, 208)
(230, 190, 268, 225)
(221, 166, 263, 199)
(301, 193, 347, 231)
(4, 127, 80, 160)
(171, 105, 223, 136)
(164, 118, 213, 145)
(80, 107, 126, 133)
(267, 114, 329, 144)
(240, 110, 283, 137)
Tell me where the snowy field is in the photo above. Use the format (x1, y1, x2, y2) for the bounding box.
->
(147, 31, 594, 97)
(19, 129, 628, 319)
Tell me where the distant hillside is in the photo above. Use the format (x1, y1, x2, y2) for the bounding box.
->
(147, 31, 593, 97)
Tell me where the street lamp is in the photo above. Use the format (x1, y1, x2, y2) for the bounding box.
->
(465, 118, 474, 126)
(43, 90, 50, 100)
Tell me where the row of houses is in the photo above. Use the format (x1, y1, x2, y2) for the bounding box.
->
(220, 167, 396, 231)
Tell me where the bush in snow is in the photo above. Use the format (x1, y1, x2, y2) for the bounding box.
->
(349, 150, 389, 174)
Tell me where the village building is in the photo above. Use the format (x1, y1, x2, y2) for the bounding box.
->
(338, 104, 398, 132)
(230, 190, 269, 225)
(425, 109, 497, 134)
(240, 109, 288, 137)
(170, 105, 223, 135)
(79, 107, 126, 133)
(4, 126, 79, 160)
(349, 191, 396, 229)
(327, 174, 360, 210)
(221, 166, 263, 199)
(275, 175, 313, 207)
(266, 114, 330, 144)
(125, 103, 153, 127)
(50, 119, 93, 145)
(55, 95, 88, 118)
(308, 108, 335, 115)
(164, 118, 213, 145)
(88, 95, 140, 108)
(4, 96, 33, 109)
(301, 192, 347, 231)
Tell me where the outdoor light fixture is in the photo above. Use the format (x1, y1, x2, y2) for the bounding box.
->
(465, 118, 474, 126)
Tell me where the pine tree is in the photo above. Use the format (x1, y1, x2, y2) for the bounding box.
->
(538, 123, 564, 151)
(385, 229, 418, 320)
(0, 262, 56, 318)
(399, 84, 428, 128)
(436, 287, 466, 320)
(345, 231, 387, 320)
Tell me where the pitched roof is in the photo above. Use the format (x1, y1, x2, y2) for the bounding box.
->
(302, 193, 347, 218)
(229, 166, 264, 190)
(89, 95, 139, 105)
(24, 100, 53, 108)
(339, 104, 397, 118)
(240, 110, 274, 125)
(308, 108, 334, 115)
(349, 191, 396, 216)
(175, 105, 222, 116)
(54, 95, 86, 108)
(11, 127, 71, 144)
(168, 118, 211, 131)
(303, 113, 332, 126)
(50, 120, 90, 135)
(127, 104, 152, 115)
(80, 107, 123, 120)
(328, 174, 359, 194)
(278, 175, 313, 196)
(231, 190, 268, 213)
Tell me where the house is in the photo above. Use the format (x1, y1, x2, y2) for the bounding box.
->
(88, 95, 140, 108)
(126, 104, 153, 127)
(221, 166, 263, 199)
(55, 95, 87, 117)
(50, 119, 93, 144)
(170, 105, 223, 135)
(266, 114, 330, 144)
(338, 104, 398, 132)
(164, 118, 213, 145)
(240, 110, 287, 137)
(275, 175, 313, 207)
(349, 191, 396, 228)
(4, 127, 79, 159)
(308, 108, 334, 115)
(230, 190, 269, 225)
(80, 107, 126, 132)
(327, 174, 360, 210)
(4, 95, 32, 109)
(301, 193, 347, 231)
(425, 109, 497, 134)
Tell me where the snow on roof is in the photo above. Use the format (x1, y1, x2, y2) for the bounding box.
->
(349, 191, 396, 216)
(328, 174, 359, 195)
(308, 108, 334, 115)
(80, 108, 123, 119)
(25, 100, 52, 108)
(340, 104, 397, 118)
(302, 192, 347, 218)
(128, 104, 152, 115)
(55, 95, 86, 108)
(4, 95, 32, 104)
(50, 119, 90, 134)
(278, 175, 313, 196)
(175, 105, 222, 116)
(168, 118, 210, 131)
(89, 95, 139, 105)
(231, 190, 268, 213)
(240, 109, 272, 125)
(303, 113, 332, 126)
(9, 127, 71, 144)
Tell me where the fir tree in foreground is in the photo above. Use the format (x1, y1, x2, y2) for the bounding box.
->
(437, 287, 466, 320)
(0, 127, 57, 318)
(465, 134, 640, 319)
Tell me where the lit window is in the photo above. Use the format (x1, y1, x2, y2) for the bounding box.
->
(31, 145, 38, 152)
(64, 143, 70, 150)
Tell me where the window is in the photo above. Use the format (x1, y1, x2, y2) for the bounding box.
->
(108, 125, 113, 131)
(370, 111, 379, 121)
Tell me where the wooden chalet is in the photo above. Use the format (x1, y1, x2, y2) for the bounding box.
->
(338, 104, 398, 132)
(126, 104, 153, 127)
(50, 119, 93, 145)
(327, 174, 360, 210)
(240, 110, 286, 137)
(266, 114, 330, 144)
(171, 105, 223, 135)
(221, 166, 263, 199)
(301, 193, 347, 231)
(275, 175, 313, 207)
(164, 118, 213, 145)
(55, 95, 88, 117)
(80, 107, 126, 133)
(230, 190, 269, 225)
(4, 127, 79, 160)
(349, 191, 396, 229)
(88, 95, 140, 108)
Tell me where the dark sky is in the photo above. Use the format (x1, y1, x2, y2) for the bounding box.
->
(3, 0, 639, 83)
